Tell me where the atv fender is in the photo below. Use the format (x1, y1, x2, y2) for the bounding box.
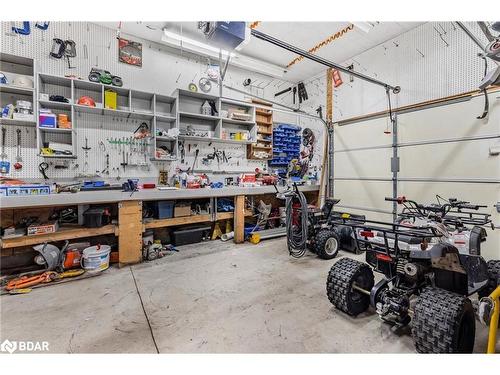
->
(469, 226, 487, 256)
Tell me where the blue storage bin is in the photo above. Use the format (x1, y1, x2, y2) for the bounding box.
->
(154, 200, 174, 219)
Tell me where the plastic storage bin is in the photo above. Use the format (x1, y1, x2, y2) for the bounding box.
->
(171, 225, 211, 246)
(154, 201, 174, 219)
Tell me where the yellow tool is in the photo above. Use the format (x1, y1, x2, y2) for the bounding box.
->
(249, 233, 261, 244)
(481, 286, 500, 354)
(9, 288, 33, 295)
(211, 222, 223, 240)
(54, 269, 85, 279)
(40, 147, 54, 156)
(225, 220, 232, 234)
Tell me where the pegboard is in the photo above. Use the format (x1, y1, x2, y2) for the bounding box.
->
(296, 22, 493, 122)
(334, 22, 486, 121)
(0, 21, 325, 183)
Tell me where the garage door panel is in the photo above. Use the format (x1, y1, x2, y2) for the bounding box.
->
(398, 139, 500, 179)
(335, 117, 392, 149)
(335, 180, 393, 212)
(398, 92, 500, 143)
(335, 148, 392, 178)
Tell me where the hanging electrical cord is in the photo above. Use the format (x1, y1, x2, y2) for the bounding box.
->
(477, 54, 490, 119)
(285, 188, 309, 258)
(385, 87, 395, 134)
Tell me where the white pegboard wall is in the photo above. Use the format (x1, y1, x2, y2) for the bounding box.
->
(336, 21, 483, 120)
(292, 22, 491, 122)
(0, 21, 325, 182)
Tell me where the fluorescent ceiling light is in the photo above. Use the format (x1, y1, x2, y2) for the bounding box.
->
(352, 22, 374, 33)
(161, 28, 286, 78)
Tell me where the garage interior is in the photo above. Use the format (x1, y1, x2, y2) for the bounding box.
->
(0, 18, 499, 356)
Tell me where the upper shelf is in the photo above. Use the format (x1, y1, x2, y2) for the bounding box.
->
(39, 73, 72, 87)
(38, 72, 177, 99)
(179, 111, 220, 121)
(221, 118, 255, 126)
(178, 89, 219, 101)
(0, 84, 34, 96)
(39, 99, 72, 110)
(0, 118, 36, 127)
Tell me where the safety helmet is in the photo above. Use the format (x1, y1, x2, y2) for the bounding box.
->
(77, 96, 96, 107)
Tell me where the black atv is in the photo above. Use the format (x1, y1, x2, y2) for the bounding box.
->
(306, 198, 365, 259)
(325, 209, 500, 353)
(276, 184, 364, 259)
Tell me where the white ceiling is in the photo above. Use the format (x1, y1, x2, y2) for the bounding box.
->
(97, 21, 423, 82)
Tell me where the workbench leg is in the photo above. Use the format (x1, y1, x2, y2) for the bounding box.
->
(234, 195, 245, 244)
(118, 200, 143, 267)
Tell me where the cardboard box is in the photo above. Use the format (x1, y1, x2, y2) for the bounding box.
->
(39, 113, 57, 128)
(1, 184, 51, 196)
(27, 221, 59, 236)
(13, 113, 34, 121)
(174, 203, 192, 217)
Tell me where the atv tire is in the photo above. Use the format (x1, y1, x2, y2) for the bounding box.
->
(315, 230, 340, 259)
(478, 260, 500, 298)
(412, 287, 475, 353)
(326, 258, 374, 316)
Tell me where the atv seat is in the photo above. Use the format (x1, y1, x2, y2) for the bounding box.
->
(385, 232, 423, 245)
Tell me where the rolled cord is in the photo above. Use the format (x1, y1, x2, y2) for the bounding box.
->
(285, 190, 308, 258)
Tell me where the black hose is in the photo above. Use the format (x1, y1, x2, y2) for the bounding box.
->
(285, 190, 308, 258)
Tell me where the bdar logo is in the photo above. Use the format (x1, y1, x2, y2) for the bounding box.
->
(1, 339, 17, 354)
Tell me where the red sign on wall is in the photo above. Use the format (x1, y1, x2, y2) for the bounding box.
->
(332, 69, 343, 87)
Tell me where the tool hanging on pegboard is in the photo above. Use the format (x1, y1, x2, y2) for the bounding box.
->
(82, 137, 91, 172)
(12, 21, 31, 36)
(50, 38, 77, 69)
(0, 127, 10, 174)
(297, 82, 308, 103)
(38, 162, 49, 180)
(14, 129, 22, 170)
(35, 22, 49, 31)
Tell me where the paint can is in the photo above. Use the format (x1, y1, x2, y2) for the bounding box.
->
(81, 244, 111, 272)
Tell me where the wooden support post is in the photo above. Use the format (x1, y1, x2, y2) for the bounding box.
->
(234, 195, 245, 244)
(118, 200, 143, 266)
(326, 68, 333, 121)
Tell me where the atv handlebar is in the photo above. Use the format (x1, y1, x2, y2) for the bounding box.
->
(385, 196, 406, 204)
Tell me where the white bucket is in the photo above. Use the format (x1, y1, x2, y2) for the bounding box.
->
(81, 245, 111, 272)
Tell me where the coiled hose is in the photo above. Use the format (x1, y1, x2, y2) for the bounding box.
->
(285, 189, 309, 258)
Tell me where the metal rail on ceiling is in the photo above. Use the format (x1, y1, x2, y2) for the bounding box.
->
(250, 28, 400, 93)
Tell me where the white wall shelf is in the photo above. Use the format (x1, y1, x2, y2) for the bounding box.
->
(36, 72, 180, 161)
(0, 118, 36, 127)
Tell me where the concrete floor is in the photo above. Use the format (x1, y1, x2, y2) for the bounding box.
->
(0, 238, 495, 353)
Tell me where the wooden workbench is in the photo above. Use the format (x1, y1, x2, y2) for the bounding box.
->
(1, 185, 319, 267)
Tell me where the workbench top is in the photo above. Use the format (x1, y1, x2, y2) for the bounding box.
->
(0, 184, 320, 209)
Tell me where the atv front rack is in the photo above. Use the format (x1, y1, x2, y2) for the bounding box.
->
(442, 208, 492, 228)
(394, 196, 492, 228)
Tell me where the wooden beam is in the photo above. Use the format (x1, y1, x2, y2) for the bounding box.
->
(1, 225, 116, 250)
(144, 214, 211, 229)
(326, 68, 333, 121)
(118, 200, 142, 266)
(233, 195, 245, 244)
